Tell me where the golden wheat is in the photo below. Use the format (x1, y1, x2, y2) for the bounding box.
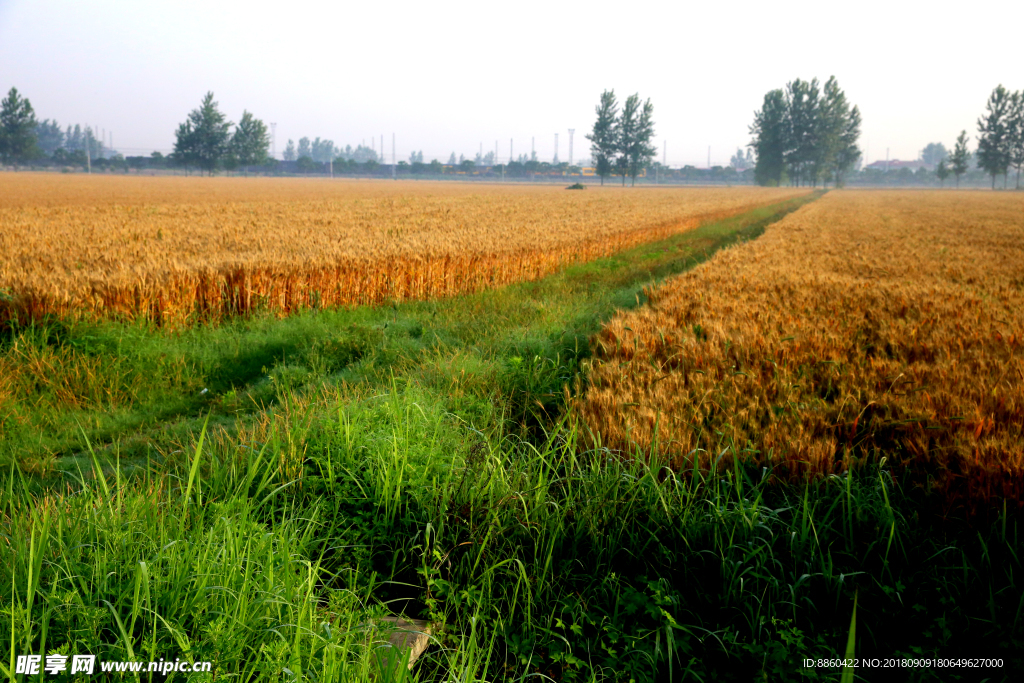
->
(0, 174, 807, 326)
(574, 190, 1024, 509)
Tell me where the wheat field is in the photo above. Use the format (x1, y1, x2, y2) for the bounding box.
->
(0, 175, 807, 326)
(574, 190, 1024, 509)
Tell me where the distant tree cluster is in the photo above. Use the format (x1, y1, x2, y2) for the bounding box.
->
(748, 76, 861, 187)
(929, 86, 1024, 190)
(730, 148, 753, 171)
(173, 92, 270, 175)
(586, 90, 656, 186)
(0, 87, 116, 169)
(973, 85, 1024, 190)
(283, 139, 378, 165)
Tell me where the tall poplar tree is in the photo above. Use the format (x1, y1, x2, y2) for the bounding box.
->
(1008, 90, 1024, 191)
(749, 89, 787, 186)
(626, 98, 656, 186)
(586, 90, 618, 185)
(976, 85, 1012, 189)
(835, 103, 862, 187)
(785, 78, 820, 186)
(815, 76, 849, 186)
(616, 94, 640, 186)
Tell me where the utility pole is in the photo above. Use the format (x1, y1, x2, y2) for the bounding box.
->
(270, 123, 277, 159)
(553, 133, 559, 164)
(381, 135, 384, 165)
(707, 146, 711, 169)
(392, 133, 396, 180)
(532, 137, 535, 160)
(568, 129, 574, 168)
(85, 125, 91, 173)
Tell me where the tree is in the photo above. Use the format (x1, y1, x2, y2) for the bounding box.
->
(834, 104, 862, 187)
(35, 119, 65, 156)
(64, 125, 77, 150)
(614, 94, 642, 186)
(311, 138, 335, 163)
(1008, 90, 1024, 190)
(730, 147, 751, 170)
(231, 110, 269, 176)
(976, 85, 1012, 189)
(785, 78, 820, 186)
(586, 89, 619, 185)
(749, 89, 787, 186)
(921, 142, 948, 166)
(296, 156, 316, 175)
(447, 152, 456, 165)
(749, 78, 859, 188)
(625, 97, 656, 186)
(283, 139, 297, 162)
(0, 87, 39, 167)
(298, 137, 312, 160)
(815, 76, 850, 186)
(936, 159, 950, 186)
(173, 92, 232, 175)
(949, 130, 970, 189)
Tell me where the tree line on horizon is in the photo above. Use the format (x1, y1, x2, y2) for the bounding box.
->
(747, 76, 862, 187)
(5, 82, 1022, 188)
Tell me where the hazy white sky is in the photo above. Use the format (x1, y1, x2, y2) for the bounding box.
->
(1, 0, 1021, 167)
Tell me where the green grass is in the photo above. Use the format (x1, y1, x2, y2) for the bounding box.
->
(2, 193, 1021, 681)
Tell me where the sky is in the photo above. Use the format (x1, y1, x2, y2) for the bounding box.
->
(1, 0, 1021, 167)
